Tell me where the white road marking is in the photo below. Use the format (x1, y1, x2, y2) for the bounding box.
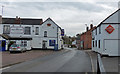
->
(0, 66, 11, 71)
(87, 51, 95, 73)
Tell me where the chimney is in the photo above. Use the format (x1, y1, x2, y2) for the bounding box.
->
(0, 15, 2, 24)
(86, 26, 89, 31)
(90, 24, 93, 29)
(16, 16, 18, 20)
(15, 16, 21, 24)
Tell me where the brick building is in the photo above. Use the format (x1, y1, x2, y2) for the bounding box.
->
(79, 24, 96, 49)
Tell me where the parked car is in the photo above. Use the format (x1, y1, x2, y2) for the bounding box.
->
(9, 44, 26, 53)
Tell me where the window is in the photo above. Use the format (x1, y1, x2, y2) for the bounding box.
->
(24, 27, 31, 35)
(35, 27, 39, 35)
(96, 40, 97, 47)
(3, 25, 10, 34)
(93, 41, 94, 47)
(99, 26, 101, 34)
(96, 28, 97, 35)
(44, 31, 47, 37)
(99, 40, 100, 48)
(21, 41, 27, 47)
(24, 41, 27, 47)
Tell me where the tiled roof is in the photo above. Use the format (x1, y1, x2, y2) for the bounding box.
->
(2, 17, 43, 25)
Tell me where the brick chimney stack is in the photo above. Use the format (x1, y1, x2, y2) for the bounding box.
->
(0, 15, 2, 24)
(90, 24, 93, 29)
(15, 16, 21, 24)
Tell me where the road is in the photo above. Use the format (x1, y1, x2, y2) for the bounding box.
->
(2, 48, 93, 72)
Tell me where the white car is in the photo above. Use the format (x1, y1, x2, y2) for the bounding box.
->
(9, 44, 26, 53)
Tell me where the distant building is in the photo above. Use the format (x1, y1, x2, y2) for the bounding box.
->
(92, 9, 120, 56)
(77, 24, 96, 50)
(0, 16, 64, 51)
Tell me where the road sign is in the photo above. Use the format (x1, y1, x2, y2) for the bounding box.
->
(61, 29, 64, 36)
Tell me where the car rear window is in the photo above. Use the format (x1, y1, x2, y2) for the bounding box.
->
(11, 44, 19, 47)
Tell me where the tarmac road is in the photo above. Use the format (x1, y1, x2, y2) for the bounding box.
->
(2, 48, 92, 72)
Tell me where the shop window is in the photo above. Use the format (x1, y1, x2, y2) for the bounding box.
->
(49, 40, 55, 46)
(44, 31, 47, 37)
(3, 25, 10, 34)
(24, 41, 27, 47)
(24, 27, 31, 35)
(35, 27, 39, 35)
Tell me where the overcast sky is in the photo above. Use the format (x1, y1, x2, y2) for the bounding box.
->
(0, 0, 119, 36)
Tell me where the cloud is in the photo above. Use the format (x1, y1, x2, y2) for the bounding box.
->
(0, 2, 118, 36)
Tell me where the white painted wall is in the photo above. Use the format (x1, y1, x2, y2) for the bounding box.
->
(0, 25, 3, 34)
(92, 9, 120, 56)
(2, 18, 63, 50)
(92, 24, 119, 56)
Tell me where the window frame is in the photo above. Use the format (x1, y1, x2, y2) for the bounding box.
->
(99, 26, 101, 34)
(93, 41, 94, 47)
(35, 27, 39, 35)
(44, 31, 47, 37)
(24, 27, 31, 35)
(99, 40, 100, 48)
(96, 40, 97, 47)
(3, 25, 10, 34)
(96, 28, 97, 35)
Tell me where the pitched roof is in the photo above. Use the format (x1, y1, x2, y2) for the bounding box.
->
(97, 8, 120, 27)
(2, 17, 43, 25)
(42, 17, 62, 30)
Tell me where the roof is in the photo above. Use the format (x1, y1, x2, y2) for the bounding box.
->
(2, 17, 43, 25)
(42, 17, 62, 30)
(97, 8, 120, 27)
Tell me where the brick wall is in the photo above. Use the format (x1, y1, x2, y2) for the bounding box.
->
(79, 26, 96, 50)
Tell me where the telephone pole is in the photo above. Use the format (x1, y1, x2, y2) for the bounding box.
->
(2, 5, 4, 16)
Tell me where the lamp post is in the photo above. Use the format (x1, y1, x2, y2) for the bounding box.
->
(85, 24, 88, 49)
(2, 5, 4, 16)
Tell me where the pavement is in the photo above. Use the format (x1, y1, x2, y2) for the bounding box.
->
(101, 56, 119, 72)
(2, 48, 93, 72)
(84, 49, 119, 73)
(1, 49, 66, 68)
(84, 50, 97, 72)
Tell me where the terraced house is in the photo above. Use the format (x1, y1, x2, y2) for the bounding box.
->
(0, 15, 64, 51)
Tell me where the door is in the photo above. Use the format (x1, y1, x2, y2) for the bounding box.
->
(1, 40, 6, 51)
(42, 40, 47, 49)
(104, 40, 119, 56)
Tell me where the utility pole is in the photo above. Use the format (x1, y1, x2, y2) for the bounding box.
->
(2, 5, 4, 16)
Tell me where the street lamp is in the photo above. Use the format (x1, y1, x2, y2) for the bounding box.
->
(2, 5, 4, 16)
(85, 24, 88, 49)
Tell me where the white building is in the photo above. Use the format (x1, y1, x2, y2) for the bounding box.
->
(0, 16, 64, 50)
(92, 9, 120, 56)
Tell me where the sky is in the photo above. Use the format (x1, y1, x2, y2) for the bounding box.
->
(0, 0, 119, 36)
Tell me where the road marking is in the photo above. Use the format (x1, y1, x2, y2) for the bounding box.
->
(0, 66, 10, 71)
(86, 51, 95, 73)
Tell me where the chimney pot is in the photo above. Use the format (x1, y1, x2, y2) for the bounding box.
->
(86, 27, 89, 31)
(16, 16, 18, 20)
(90, 24, 93, 29)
